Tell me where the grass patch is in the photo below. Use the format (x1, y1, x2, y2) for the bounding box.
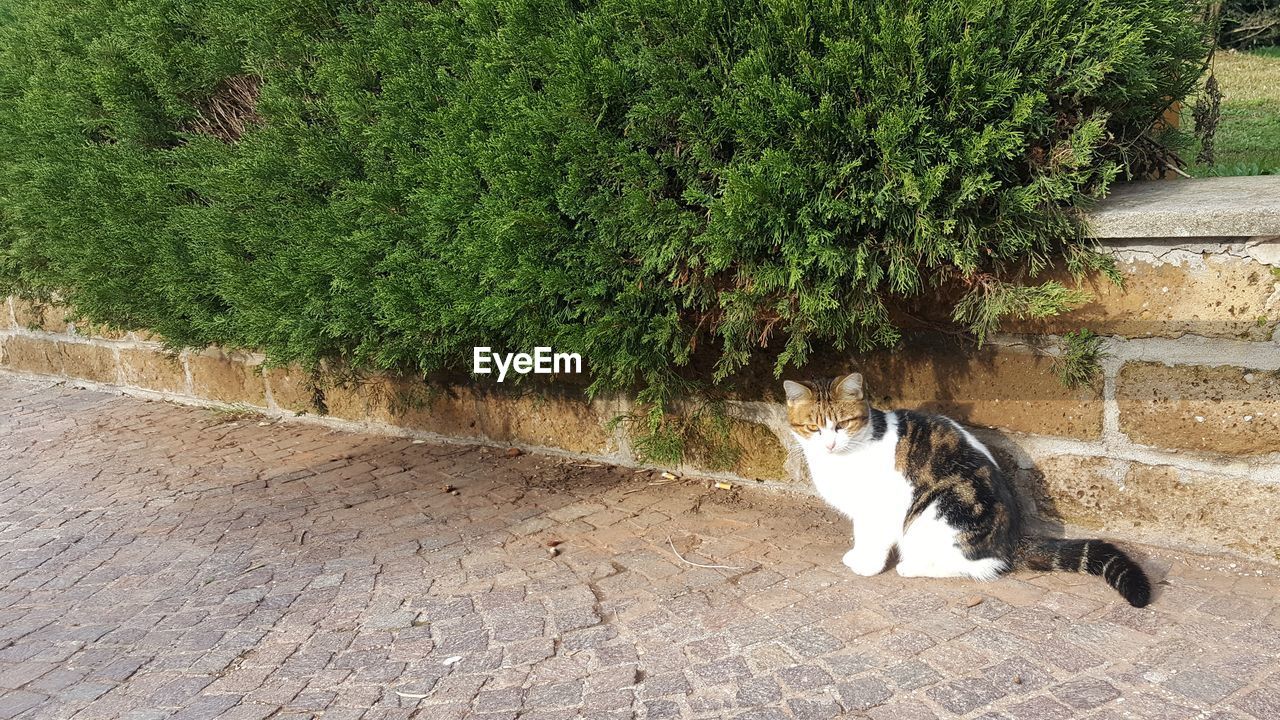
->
(1185, 47, 1280, 175)
(207, 404, 260, 423)
(1053, 329, 1108, 389)
(613, 402, 741, 471)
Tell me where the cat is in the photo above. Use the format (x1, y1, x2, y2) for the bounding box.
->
(784, 372, 1151, 607)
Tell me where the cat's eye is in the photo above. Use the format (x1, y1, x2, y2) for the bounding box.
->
(805, 423, 819, 432)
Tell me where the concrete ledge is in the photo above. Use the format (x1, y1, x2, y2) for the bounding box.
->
(1088, 176, 1280, 239)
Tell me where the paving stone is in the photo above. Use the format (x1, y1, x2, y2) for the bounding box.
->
(0, 375, 1277, 720)
(593, 644, 640, 667)
(561, 625, 617, 651)
(474, 686, 524, 713)
(490, 616, 545, 642)
(553, 606, 601, 632)
(776, 663, 834, 690)
(1003, 695, 1076, 720)
(1235, 688, 1280, 719)
(693, 656, 752, 683)
(1118, 692, 1198, 720)
(57, 680, 116, 702)
(733, 709, 789, 720)
(583, 689, 633, 712)
(503, 638, 555, 667)
(735, 677, 782, 707)
(787, 697, 843, 720)
(524, 680, 583, 708)
(1053, 677, 1121, 710)
(884, 659, 942, 691)
(641, 698, 681, 718)
(926, 677, 1007, 715)
(782, 628, 843, 658)
(823, 653, 882, 677)
(1163, 667, 1245, 703)
(982, 656, 1053, 694)
(836, 675, 893, 711)
(682, 637, 730, 662)
(637, 672, 691, 699)
(0, 662, 54, 689)
(881, 629, 936, 656)
(866, 699, 939, 720)
(0, 690, 45, 720)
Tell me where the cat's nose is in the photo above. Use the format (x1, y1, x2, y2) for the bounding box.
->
(825, 439, 836, 451)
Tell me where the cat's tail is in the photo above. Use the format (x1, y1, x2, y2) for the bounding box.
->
(1014, 537, 1151, 608)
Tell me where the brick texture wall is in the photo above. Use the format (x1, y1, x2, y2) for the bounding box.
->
(4, 233, 1280, 561)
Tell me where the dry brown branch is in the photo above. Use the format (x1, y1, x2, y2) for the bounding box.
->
(187, 74, 263, 143)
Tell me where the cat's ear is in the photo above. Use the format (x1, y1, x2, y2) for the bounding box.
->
(782, 380, 812, 404)
(835, 373, 864, 401)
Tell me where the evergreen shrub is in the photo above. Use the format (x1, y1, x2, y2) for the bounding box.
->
(0, 0, 1209, 404)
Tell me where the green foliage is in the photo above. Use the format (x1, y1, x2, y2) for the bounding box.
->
(616, 400, 741, 469)
(0, 0, 1210, 401)
(1053, 329, 1107, 389)
(951, 280, 1092, 345)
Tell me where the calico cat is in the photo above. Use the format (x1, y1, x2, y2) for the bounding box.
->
(784, 373, 1151, 607)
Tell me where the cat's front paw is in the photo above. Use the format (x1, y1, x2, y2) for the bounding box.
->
(842, 548, 886, 577)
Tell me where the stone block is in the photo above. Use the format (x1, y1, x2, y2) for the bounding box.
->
(76, 323, 130, 341)
(119, 348, 187, 394)
(1052, 677, 1119, 710)
(315, 373, 612, 454)
(1116, 362, 1280, 455)
(187, 347, 266, 406)
(1086, 176, 1280, 238)
(12, 298, 70, 333)
(725, 338, 1101, 438)
(323, 373, 397, 423)
(683, 417, 791, 483)
(56, 342, 117, 384)
(859, 342, 1103, 439)
(0, 336, 116, 382)
(264, 365, 320, 414)
(1030, 454, 1280, 560)
(474, 386, 612, 453)
(1, 335, 62, 375)
(1010, 256, 1279, 341)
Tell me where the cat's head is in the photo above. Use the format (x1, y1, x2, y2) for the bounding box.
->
(783, 373, 871, 454)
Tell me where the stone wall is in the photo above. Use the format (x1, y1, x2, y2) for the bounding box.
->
(3, 177, 1280, 562)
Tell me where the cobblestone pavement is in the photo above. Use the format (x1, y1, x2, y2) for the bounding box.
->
(2, 375, 1280, 720)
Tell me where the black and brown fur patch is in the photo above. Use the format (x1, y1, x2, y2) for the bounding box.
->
(894, 410, 1021, 565)
(1015, 537, 1151, 607)
(893, 409, 1150, 606)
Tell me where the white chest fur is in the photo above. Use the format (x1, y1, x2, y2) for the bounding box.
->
(801, 412, 913, 550)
